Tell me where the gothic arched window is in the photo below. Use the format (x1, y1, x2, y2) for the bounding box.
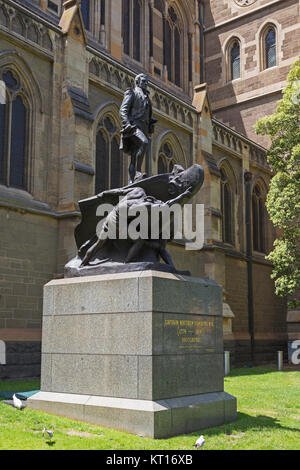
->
(95, 115, 121, 193)
(122, 0, 142, 62)
(220, 168, 234, 244)
(230, 41, 240, 81)
(0, 69, 28, 190)
(252, 185, 265, 252)
(157, 142, 177, 174)
(265, 27, 276, 69)
(165, 6, 182, 87)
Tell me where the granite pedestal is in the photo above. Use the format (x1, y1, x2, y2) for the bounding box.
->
(28, 270, 237, 438)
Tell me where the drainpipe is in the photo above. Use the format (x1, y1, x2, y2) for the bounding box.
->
(244, 170, 255, 364)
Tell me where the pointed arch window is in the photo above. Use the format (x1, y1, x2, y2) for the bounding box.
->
(252, 185, 265, 252)
(265, 27, 276, 69)
(95, 115, 121, 193)
(220, 168, 234, 244)
(230, 41, 240, 81)
(0, 69, 29, 190)
(165, 7, 182, 87)
(122, 0, 142, 62)
(157, 142, 177, 174)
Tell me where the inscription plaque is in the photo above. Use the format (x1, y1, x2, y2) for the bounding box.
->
(163, 315, 217, 352)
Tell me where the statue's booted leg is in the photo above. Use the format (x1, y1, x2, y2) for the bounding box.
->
(129, 152, 137, 184)
(136, 132, 148, 174)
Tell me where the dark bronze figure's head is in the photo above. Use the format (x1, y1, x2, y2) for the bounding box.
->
(168, 164, 204, 198)
(135, 73, 148, 91)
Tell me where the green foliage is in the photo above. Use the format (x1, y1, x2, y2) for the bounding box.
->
(255, 59, 300, 306)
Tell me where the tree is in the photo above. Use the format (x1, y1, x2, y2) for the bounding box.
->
(255, 59, 300, 308)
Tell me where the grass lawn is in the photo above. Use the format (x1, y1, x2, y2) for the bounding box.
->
(0, 366, 299, 450)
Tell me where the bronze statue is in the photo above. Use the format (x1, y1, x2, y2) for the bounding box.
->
(80, 181, 193, 267)
(64, 75, 205, 278)
(120, 73, 157, 183)
(65, 164, 204, 277)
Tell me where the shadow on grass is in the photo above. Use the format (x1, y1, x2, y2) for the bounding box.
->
(186, 412, 300, 440)
(45, 441, 56, 447)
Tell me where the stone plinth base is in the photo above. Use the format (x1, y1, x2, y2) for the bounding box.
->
(29, 391, 236, 439)
(28, 270, 237, 438)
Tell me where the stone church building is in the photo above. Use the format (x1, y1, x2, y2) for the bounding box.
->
(0, 0, 299, 378)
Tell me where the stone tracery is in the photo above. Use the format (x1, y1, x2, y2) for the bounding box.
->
(233, 0, 257, 6)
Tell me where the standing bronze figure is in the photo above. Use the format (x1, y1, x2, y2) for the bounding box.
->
(120, 73, 157, 183)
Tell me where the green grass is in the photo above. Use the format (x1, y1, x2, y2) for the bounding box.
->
(0, 367, 299, 450)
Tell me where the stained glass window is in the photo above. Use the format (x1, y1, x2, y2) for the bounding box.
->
(220, 168, 234, 245)
(198, 1, 204, 83)
(122, 0, 141, 62)
(122, 0, 130, 55)
(165, 7, 182, 87)
(0, 69, 29, 191)
(100, 0, 106, 26)
(9, 96, 27, 189)
(174, 27, 181, 87)
(165, 21, 172, 81)
(133, 0, 141, 61)
(265, 28, 276, 69)
(252, 185, 265, 252)
(230, 42, 240, 80)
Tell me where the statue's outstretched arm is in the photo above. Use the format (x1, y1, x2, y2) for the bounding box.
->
(166, 186, 194, 207)
(96, 187, 135, 200)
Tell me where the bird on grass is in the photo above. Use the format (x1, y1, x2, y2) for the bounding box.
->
(194, 435, 205, 449)
(42, 428, 54, 441)
(12, 394, 26, 410)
